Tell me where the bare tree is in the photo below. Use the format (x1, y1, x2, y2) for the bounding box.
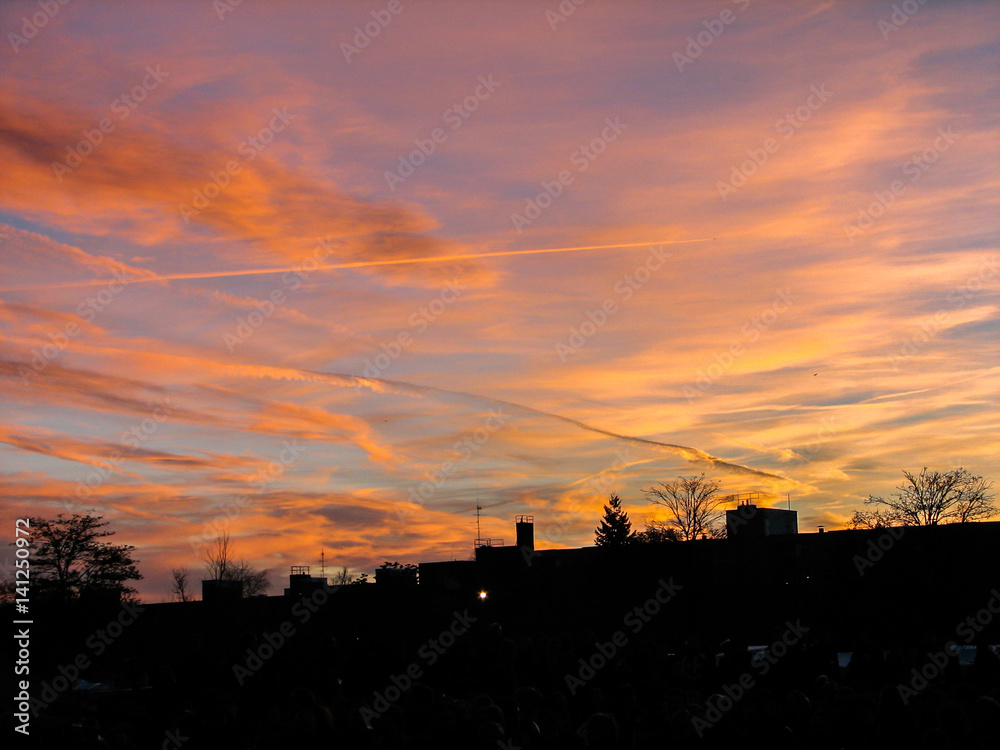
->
(708, 523, 727, 540)
(202, 533, 270, 597)
(170, 568, 193, 602)
(202, 533, 234, 581)
(847, 508, 898, 530)
(229, 560, 270, 597)
(863, 468, 995, 526)
(643, 475, 726, 541)
(332, 565, 353, 588)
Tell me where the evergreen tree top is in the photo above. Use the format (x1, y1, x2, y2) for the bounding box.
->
(595, 494, 635, 547)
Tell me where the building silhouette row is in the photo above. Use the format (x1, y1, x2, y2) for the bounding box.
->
(190, 503, 999, 649)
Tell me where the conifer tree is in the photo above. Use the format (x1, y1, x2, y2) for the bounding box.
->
(594, 494, 635, 547)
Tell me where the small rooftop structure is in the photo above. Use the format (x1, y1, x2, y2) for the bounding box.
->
(284, 565, 329, 597)
(474, 537, 504, 548)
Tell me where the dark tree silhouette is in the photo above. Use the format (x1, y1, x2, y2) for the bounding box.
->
(202, 532, 234, 580)
(332, 565, 353, 588)
(0, 571, 17, 603)
(375, 561, 418, 585)
(28, 514, 141, 600)
(847, 508, 898, 530)
(170, 567, 193, 602)
(862, 467, 995, 526)
(634, 521, 681, 543)
(643, 475, 725, 541)
(594, 494, 635, 547)
(202, 533, 270, 597)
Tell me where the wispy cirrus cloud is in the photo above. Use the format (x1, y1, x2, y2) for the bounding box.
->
(0, 0, 996, 600)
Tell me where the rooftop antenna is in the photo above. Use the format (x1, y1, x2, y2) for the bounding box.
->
(476, 503, 482, 543)
(787, 493, 791, 510)
(319, 548, 326, 579)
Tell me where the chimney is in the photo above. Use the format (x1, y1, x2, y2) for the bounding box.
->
(515, 515, 534, 552)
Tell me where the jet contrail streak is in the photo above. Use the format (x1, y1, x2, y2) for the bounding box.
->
(0, 351, 793, 484)
(0, 238, 712, 292)
(310, 370, 796, 484)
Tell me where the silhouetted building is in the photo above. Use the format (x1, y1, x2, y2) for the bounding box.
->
(184, 512, 1000, 651)
(201, 578, 242, 603)
(375, 564, 418, 587)
(726, 500, 798, 538)
(283, 565, 328, 597)
(418, 559, 478, 592)
(516, 514, 534, 552)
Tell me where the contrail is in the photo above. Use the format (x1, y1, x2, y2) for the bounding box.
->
(309, 369, 796, 485)
(1, 351, 790, 484)
(0, 238, 712, 292)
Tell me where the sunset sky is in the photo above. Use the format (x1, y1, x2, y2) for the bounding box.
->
(1, 0, 997, 601)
